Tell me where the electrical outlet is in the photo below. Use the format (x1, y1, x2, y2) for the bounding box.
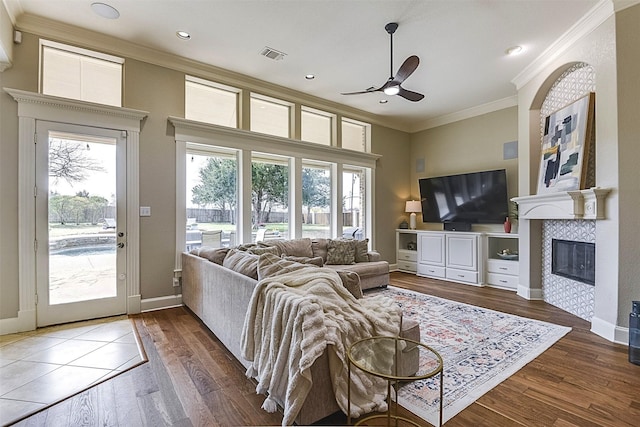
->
(172, 277, 180, 287)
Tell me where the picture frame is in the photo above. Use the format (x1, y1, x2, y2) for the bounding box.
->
(537, 92, 595, 194)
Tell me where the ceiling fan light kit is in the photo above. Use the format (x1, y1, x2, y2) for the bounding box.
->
(342, 22, 424, 102)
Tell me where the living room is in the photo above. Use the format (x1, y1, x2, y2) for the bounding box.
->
(1, 0, 639, 425)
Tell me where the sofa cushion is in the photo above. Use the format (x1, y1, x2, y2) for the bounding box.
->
(223, 249, 259, 280)
(257, 253, 319, 280)
(248, 246, 280, 256)
(190, 246, 229, 265)
(325, 239, 356, 265)
(336, 271, 363, 299)
(259, 238, 314, 258)
(354, 238, 370, 263)
(282, 255, 324, 267)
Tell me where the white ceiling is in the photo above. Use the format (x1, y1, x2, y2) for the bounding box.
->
(5, 0, 602, 130)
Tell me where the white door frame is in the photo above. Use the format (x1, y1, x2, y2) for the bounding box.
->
(5, 88, 147, 332)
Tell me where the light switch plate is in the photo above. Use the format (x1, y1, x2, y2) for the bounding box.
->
(140, 206, 151, 217)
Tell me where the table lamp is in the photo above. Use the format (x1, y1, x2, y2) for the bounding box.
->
(405, 200, 422, 230)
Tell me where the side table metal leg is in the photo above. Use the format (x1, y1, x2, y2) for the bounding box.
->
(439, 371, 443, 427)
(348, 361, 352, 425)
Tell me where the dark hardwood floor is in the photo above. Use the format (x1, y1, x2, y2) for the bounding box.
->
(14, 272, 640, 426)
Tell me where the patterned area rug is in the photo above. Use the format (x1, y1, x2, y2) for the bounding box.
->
(376, 286, 571, 425)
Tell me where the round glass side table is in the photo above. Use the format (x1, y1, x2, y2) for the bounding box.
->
(347, 335, 443, 427)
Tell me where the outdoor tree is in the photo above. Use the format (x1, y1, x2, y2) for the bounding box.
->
(251, 162, 287, 225)
(49, 139, 104, 184)
(191, 158, 237, 223)
(302, 168, 330, 223)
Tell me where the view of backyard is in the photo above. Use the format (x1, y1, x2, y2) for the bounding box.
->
(47, 138, 365, 304)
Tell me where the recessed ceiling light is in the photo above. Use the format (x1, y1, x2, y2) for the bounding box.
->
(505, 45, 523, 56)
(176, 31, 191, 40)
(305, 74, 315, 80)
(379, 99, 388, 104)
(91, 2, 120, 19)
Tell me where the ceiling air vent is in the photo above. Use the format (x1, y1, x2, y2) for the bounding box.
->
(260, 47, 286, 61)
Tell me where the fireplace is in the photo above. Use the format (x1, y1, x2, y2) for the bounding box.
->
(552, 239, 595, 285)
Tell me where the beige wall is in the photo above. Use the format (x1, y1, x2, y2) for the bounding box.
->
(614, 4, 640, 327)
(371, 124, 412, 261)
(0, 31, 412, 320)
(408, 107, 519, 231)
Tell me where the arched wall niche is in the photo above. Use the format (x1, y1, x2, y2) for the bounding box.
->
(527, 62, 598, 321)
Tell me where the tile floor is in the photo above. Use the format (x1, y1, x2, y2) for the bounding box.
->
(0, 316, 145, 426)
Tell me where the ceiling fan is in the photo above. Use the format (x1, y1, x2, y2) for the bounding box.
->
(342, 22, 424, 102)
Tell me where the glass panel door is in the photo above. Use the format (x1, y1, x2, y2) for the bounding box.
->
(36, 122, 126, 326)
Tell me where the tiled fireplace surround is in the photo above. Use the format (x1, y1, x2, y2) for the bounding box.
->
(542, 220, 596, 321)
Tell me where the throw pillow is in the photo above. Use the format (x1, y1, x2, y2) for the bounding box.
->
(337, 271, 363, 299)
(248, 246, 280, 256)
(311, 238, 329, 263)
(223, 249, 259, 280)
(282, 255, 324, 267)
(257, 253, 318, 281)
(190, 247, 229, 265)
(325, 239, 356, 265)
(354, 238, 370, 263)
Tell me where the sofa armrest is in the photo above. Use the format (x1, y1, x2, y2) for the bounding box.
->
(367, 251, 381, 262)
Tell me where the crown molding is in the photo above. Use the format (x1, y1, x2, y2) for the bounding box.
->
(512, 0, 614, 90)
(409, 96, 518, 133)
(14, 13, 412, 133)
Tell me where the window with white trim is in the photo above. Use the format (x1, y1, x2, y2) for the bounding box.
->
(343, 166, 366, 239)
(40, 40, 123, 107)
(250, 94, 292, 138)
(252, 153, 290, 239)
(302, 161, 332, 238)
(185, 145, 238, 250)
(185, 76, 239, 127)
(341, 117, 370, 152)
(301, 107, 334, 145)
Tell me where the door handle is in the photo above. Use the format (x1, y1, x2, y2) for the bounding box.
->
(117, 242, 125, 249)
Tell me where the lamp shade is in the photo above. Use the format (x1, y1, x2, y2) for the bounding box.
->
(405, 200, 422, 213)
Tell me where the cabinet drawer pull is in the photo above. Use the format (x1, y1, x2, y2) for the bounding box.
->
(500, 280, 508, 283)
(499, 267, 508, 270)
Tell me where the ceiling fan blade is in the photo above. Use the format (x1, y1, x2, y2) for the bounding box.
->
(398, 86, 425, 102)
(394, 55, 420, 84)
(341, 86, 380, 95)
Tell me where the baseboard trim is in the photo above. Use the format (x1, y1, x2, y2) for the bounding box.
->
(141, 294, 183, 312)
(517, 285, 543, 300)
(591, 316, 628, 345)
(0, 309, 36, 335)
(128, 294, 141, 314)
(390, 263, 398, 272)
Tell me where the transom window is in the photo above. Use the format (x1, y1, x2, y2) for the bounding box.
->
(40, 40, 123, 107)
(341, 118, 370, 152)
(301, 107, 334, 145)
(250, 93, 292, 138)
(185, 76, 239, 127)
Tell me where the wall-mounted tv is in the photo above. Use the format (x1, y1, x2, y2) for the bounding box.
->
(418, 169, 509, 224)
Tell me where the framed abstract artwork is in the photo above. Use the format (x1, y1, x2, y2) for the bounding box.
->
(537, 92, 595, 194)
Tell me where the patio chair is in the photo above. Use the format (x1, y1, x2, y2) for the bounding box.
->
(202, 230, 223, 248)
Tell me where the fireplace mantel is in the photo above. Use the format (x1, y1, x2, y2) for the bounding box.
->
(512, 187, 612, 220)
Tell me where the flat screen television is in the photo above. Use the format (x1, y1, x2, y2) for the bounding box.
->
(418, 169, 509, 224)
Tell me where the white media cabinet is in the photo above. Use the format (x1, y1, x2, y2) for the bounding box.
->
(396, 229, 519, 290)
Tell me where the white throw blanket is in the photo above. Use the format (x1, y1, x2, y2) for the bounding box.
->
(241, 266, 401, 426)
